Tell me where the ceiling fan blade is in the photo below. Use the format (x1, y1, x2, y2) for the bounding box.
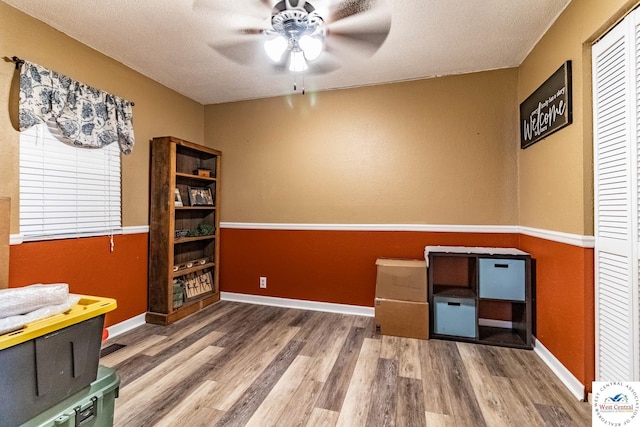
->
(325, 30, 389, 56)
(326, 1, 391, 33)
(324, 1, 391, 58)
(235, 28, 265, 35)
(326, 0, 380, 23)
(210, 37, 290, 73)
(193, 0, 272, 18)
(306, 55, 342, 75)
(208, 38, 265, 66)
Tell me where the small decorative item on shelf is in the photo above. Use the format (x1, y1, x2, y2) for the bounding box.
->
(174, 188, 183, 207)
(187, 223, 216, 237)
(172, 279, 184, 309)
(174, 257, 208, 273)
(175, 229, 189, 239)
(193, 168, 211, 177)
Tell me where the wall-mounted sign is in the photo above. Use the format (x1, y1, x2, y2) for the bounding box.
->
(520, 61, 572, 149)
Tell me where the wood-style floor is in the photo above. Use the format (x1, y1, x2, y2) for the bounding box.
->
(101, 301, 591, 426)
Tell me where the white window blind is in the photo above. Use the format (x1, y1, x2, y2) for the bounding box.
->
(19, 123, 122, 241)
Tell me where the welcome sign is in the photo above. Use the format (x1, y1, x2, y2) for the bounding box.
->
(520, 61, 572, 149)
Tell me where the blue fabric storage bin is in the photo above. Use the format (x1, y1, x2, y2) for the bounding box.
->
(478, 258, 526, 301)
(433, 296, 476, 338)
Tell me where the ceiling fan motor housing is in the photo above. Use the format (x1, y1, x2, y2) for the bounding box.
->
(271, 0, 324, 41)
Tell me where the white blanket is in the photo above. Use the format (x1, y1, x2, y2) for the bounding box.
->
(0, 283, 80, 335)
(0, 283, 70, 319)
(0, 294, 80, 335)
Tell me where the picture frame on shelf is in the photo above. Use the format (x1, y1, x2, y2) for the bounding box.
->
(182, 271, 213, 299)
(174, 188, 183, 207)
(188, 186, 214, 206)
(182, 272, 201, 299)
(198, 270, 214, 293)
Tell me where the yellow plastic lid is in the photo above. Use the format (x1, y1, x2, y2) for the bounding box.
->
(0, 295, 117, 350)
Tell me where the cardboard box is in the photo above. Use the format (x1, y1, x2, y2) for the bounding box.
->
(375, 298, 429, 340)
(375, 258, 427, 302)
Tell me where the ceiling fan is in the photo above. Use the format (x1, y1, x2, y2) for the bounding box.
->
(194, 0, 392, 75)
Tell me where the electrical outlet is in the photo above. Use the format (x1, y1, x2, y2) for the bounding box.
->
(260, 276, 267, 289)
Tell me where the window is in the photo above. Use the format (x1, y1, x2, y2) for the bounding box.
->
(19, 123, 122, 241)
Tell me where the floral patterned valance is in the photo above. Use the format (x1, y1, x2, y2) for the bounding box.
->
(18, 61, 135, 155)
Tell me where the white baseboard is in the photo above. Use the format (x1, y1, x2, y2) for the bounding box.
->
(106, 313, 146, 339)
(221, 292, 375, 317)
(533, 337, 585, 400)
(478, 318, 513, 328)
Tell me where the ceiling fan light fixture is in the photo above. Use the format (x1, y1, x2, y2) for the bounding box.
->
(289, 48, 308, 72)
(299, 35, 323, 61)
(264, 0, 326, 72)
(264, 35, 289, 62)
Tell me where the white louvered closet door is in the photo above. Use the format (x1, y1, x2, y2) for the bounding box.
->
(593, 9, 640, 382)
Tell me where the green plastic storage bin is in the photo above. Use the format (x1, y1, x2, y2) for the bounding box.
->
(19, 365, 119, 427)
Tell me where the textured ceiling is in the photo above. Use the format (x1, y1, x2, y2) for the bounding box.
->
(4, 0, 570, 105)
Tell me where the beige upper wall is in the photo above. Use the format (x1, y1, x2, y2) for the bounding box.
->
(518, 0, 638, 235)
(8, 0, 618, 232)
(205, 69, 519, 225)
(0, 1, 205, 232)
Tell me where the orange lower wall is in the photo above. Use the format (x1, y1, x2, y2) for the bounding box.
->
(219, 228, 519, 306)
(518, 234, 594, 392)
(9, 233, 148, 327)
